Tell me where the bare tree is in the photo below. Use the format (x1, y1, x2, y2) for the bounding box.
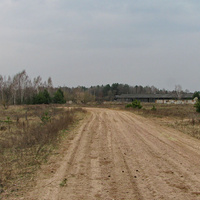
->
(33, 76, 42, 94)
(47, 77, 53, 95)
(19, 70, 28, 104)
(175, 84, 183, 99)
(0, 75, 4, 102)
(12, 74, 19, 105)
(151, 86, 157, 94)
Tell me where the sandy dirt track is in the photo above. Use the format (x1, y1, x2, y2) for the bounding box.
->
(24, 108, 200, 200)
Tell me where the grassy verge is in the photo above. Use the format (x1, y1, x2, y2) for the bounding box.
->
(125, 103, 200, 139)
(0, 105, 86, 198)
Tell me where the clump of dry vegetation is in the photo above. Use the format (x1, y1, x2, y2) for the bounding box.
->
(0, 105, 86, 197)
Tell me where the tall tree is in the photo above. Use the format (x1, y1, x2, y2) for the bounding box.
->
(53, 88, 66, 104)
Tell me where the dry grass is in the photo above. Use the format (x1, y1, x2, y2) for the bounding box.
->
(125, 103, 200, 140)
(0, 105, 86, 197)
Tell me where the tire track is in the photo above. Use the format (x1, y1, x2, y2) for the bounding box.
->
(25, 108, 200, 200)
(111, 110, 200, 199)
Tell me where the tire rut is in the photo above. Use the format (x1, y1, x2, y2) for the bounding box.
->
(25, 108, 200, 200)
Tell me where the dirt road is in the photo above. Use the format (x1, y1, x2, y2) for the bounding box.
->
(25, 108, 200, 200)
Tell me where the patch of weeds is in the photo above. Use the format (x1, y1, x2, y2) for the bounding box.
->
(59, 178, 67, 187)
(41, 111, 51, 124)
(0, 117, 12, 124)
(151, 105, 157, 111)
(62, 129, 68, 133)
(0, 106, 86, 198)
(5, 117, 12, 123)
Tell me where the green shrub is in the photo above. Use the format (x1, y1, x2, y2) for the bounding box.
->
(126, 100, 142, 109)
(41, 111, 51, 124)
(132, 100, 142, 109)
(125, 103, 133, 108)
(194, 100, 200, 113)
(151, 105, 157, 111)
(193, 91, 200, 100)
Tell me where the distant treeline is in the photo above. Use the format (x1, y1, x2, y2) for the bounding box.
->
(0, 70, 65, 106)
(0, 70, 190, 106)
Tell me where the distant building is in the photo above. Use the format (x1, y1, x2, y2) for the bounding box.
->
(115, 93, 194, 103)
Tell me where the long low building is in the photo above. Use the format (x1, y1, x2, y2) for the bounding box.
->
(115, 93, 194, 103)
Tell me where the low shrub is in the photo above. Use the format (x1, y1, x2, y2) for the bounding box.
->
(126, 100, 142, 109)
(151, 105, 157, 111)
(194, 100, 200, 113)
(125, 103, 133, 108)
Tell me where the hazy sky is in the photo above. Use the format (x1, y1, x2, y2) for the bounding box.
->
(0, 0, 200, 91)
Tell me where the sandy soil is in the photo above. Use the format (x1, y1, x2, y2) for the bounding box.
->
(18, 108, 200, 200)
